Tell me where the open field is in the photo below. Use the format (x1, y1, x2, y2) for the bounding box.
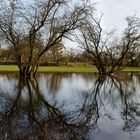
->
(0, 65, 97, 73)
(0, 65, 140, 73)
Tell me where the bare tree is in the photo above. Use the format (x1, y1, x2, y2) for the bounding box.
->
(77, 15, 140, 75)
(49, 40, 64, 65)
(0, 0, 92, 76)
(0, 0, 23, 71)
(109, 16, 140, 73)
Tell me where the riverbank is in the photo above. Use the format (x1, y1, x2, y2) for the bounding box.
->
(0, 65, 140, 73)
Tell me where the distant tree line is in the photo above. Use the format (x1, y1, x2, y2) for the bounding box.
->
(0, 45, 91, 65)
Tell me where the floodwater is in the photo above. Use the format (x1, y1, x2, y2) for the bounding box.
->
(0, 72, 140, 140)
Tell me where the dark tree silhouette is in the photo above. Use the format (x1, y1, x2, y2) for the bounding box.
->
(77, 15, 140, 75)
(0, 0, 92, 76)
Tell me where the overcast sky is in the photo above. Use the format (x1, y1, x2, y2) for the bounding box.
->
(21, 0, 140, 50)
(22, 0, 140, 32)
(95, 0, 140, 32)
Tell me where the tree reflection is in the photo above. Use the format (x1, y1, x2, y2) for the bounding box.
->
(0, 73, 140, 139)
(0, 75, 101, 140)
(43, 73, 73, 95)
(112, 75, 140, 133)
(103, 74, 140, 133)
(79, 73, 140, 136)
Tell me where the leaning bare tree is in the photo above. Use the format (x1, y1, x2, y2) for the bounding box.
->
(77, 14, 140, 75)
(109, 16, 140, 73)
(0, 0, 92, 76)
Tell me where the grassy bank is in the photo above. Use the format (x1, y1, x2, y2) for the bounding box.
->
(122, 67, 140, 72)
(0, 65, 140, 73)
(0, 65, 97, 73)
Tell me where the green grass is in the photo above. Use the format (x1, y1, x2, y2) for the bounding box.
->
(0, 65, 98, 73)
(0, 65, 140, 73)
(122, 67, 140, 72)
(38, 66, 98, 73)
(0, 65, 19, 72)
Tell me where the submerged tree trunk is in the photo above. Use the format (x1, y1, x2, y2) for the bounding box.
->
(77, 15, 140, 76)
(0, 0, 92, 77)
(18, 64, 38, 77)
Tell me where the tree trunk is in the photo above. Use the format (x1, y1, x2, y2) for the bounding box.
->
(18, 64, 38, 77)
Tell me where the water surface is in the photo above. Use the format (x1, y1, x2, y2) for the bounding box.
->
(0, 72, 140, 140)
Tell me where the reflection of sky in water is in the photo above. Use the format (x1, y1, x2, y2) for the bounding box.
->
(0, 73, 140, 140)
(40, 73, 140, 140)
(0, 75, 18, 97)
(39, 74, 95, 108)
(0, 75, 31, 102)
